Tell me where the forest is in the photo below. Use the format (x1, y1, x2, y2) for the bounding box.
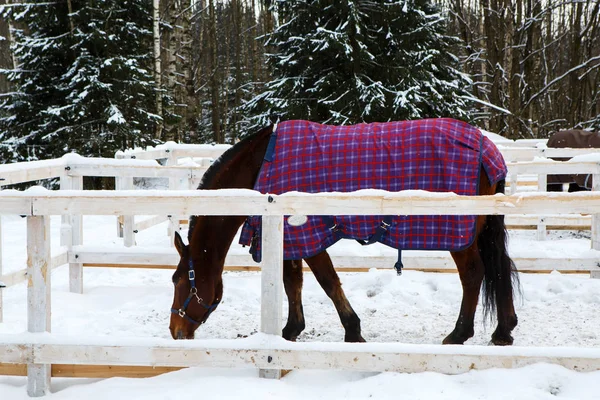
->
(0, 0, 598, 161)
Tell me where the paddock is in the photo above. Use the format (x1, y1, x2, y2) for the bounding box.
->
(1, 143, 600, 397)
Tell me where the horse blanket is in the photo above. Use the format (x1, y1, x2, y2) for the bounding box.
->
(239, 118, 507, 262)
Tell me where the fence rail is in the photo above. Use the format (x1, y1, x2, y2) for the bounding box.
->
(1, 189, 600, 216)
(2, 334, 600, 375)
(3, 150, 600, 396)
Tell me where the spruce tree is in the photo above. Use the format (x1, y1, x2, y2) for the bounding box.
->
(243, 0, 471, 130)
(0, 1, 159, 162)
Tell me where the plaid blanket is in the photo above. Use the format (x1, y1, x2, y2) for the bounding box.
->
(239, 119, 507, 262)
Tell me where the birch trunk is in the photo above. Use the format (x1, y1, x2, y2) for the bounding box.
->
(153, 0, 163, 140)
(209, 0, 222, 143)
(66, 0, 75, 34)
(232, 0, 242, 141)
(163, 0, 179, 143)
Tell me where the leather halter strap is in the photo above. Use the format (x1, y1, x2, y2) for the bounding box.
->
(171, 259, 219, 326)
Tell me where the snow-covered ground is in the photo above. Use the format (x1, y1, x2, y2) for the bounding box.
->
(1, 214, 600, 399)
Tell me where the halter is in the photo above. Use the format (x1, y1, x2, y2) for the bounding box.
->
(171, 259, 220, 326)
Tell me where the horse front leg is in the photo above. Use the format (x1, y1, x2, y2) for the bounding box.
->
(444, 246, 485, 345)
(282, 259, 305, 341)
(304, 251, 365, 342)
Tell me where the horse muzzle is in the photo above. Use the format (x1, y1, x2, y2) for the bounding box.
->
(169, 315, 196, 340)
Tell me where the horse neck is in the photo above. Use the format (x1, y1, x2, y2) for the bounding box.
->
(189, 126, 273, 271)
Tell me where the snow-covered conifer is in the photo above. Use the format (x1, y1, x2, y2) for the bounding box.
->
(243, 0, 471, 130)
(0, 1, 159, 162)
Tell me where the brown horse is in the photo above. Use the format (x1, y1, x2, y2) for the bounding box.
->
(546, 129, 600, 192)
(169, 121, 520, 345)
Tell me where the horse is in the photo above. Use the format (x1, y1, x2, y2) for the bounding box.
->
(169, 119, 520, 346)
(546, 129, 600, 192)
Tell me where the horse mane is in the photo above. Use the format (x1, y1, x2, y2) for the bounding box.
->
(187, 127, 271, 242)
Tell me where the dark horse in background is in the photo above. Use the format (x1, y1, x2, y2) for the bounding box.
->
(169, 119, 520, 346)
(546, 129, 600, 192)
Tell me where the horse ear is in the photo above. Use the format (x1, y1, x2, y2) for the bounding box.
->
(174, 232, 188, 257)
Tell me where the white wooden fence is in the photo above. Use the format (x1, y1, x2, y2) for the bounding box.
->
(2, 151, 600, 313)
(2, 190, 600, 396)
(0, 142, 599, 395)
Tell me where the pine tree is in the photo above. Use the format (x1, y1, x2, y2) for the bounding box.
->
(243, 0, 471, 130)
(0, 1, 159, 162)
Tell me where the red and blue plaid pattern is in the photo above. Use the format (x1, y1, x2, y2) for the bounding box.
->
(239, 118, 507, 262)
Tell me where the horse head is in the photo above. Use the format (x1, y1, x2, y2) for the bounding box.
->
(169, 231, 221, 340)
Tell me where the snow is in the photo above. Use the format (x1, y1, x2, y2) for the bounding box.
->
(61, 153, 160, 167)
(481, 129, 513, 144)
(107, 105, 125, 125)
(569, 153, 600, 163)
(0, 158, 64, 173)
(1, 206, 600, 398)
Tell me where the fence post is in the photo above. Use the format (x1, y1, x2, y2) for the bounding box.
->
(197, 157, 212, 187)
(166, 149, 180, 246)
(0, 215, 3, 323)
(115, 154, 135, 247)
(115, 153, 125, 238)
(591, 173, 600, 279)
(259, 214, 284, 379)
(60, 173, 83, 294)
(115, 153, 135, 245)
(509, 172, 518, 195)
(0, 178, 3, 322)
(537, 173, 547, 240)
(27, 216, 51, 397)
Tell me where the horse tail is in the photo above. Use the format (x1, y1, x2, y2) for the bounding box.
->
(478, 179, 521, 320)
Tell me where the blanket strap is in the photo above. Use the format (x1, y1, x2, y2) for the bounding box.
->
(355, 216, 393, 246)
(354, 216, 403, 276)
(394, 249, 404, 276)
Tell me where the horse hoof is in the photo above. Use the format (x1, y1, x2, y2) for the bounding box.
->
(442, 332, 469, 345)
(490, 335, 514, 346)
(442, 338, 464, 345)
(282, 325, 304, 342)
(282, 333, 298, 342)
(345, 334, 366, 343)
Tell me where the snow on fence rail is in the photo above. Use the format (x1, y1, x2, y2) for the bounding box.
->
(2, 190, 600, 396)
(2, 334, 599, 374)
(500, 146, 600, 162)
(119, 139, 600, 163)
(119, 141, 231, 161)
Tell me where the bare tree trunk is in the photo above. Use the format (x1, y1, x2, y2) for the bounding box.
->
(0, 0, 13, 93)
(222, 5, 231, 140)
(66, 0, 75, 34)
(507, 0, 521, 136)
(153, 0, 163, 140)
(182, 0, 197, 143)
(209, 0, 222, 143)
(523, 0, 542, 136)
(482, 0, 508, 134)
(163, 0, 180, 143)
(231, 0, 242, 141)
(249, 0, 259, 84)
(568, 1, 583, 126)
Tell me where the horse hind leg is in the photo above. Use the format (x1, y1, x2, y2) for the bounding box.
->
(479, 213, 519, 346)
(304, 251, 365, 342)
(490, 287, 518, 346)
(487, 251, 519, 345)
(444, 245, 485, 345)
(282, 259, 305, 341)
